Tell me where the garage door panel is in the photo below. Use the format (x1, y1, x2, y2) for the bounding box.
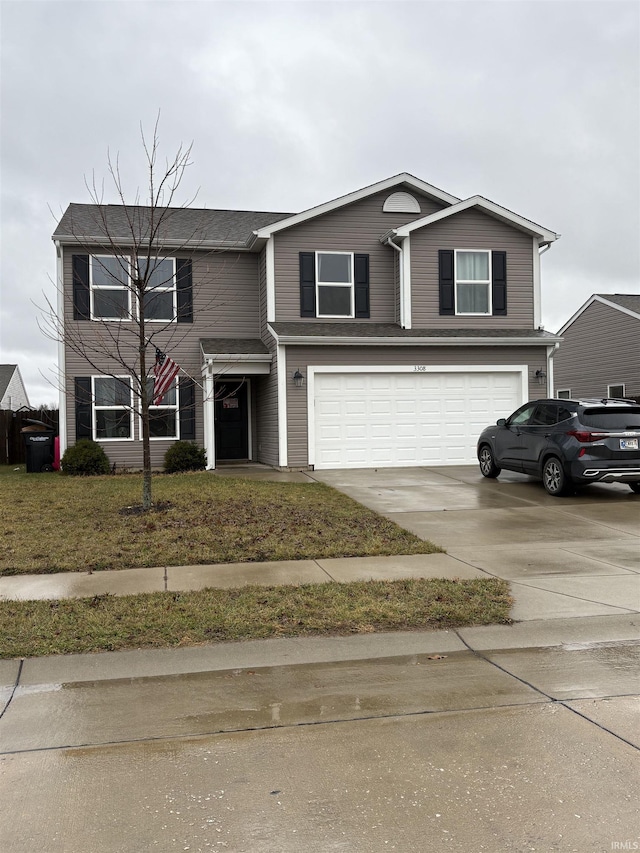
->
(313, 370, 522, 469)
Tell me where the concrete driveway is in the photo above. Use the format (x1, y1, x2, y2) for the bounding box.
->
(310, 466, 640, 622)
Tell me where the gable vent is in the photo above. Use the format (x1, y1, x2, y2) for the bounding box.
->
(383, 192, 421, 213)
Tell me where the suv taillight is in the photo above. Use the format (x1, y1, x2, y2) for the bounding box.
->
(566, 430, 608, 443)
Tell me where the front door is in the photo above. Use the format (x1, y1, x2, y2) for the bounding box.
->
(215, 381, 249, 461)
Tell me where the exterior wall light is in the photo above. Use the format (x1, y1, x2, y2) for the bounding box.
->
(535, 369, 547, 384)
(292, 369, 304, 387)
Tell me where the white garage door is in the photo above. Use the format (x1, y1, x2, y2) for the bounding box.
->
(312, 370, 522, 469)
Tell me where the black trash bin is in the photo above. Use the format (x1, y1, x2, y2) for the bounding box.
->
(22, 422, 56, 473)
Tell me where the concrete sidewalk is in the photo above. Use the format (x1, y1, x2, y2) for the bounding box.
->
(1, 546, 638, 623)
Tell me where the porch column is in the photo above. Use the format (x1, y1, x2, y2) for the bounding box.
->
(203, 367, 216, 469)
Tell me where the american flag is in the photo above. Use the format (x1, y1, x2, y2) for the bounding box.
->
(153, 347, 180, 405)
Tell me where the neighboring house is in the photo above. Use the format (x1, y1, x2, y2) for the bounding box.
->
(553, 294, 640, 401)
(0, 364, 30, 411)
(54, 173, 561, 470)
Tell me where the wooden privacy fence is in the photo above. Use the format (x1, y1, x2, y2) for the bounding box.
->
(0, 409, 59, 465)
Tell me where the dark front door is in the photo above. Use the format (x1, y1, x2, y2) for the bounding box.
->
(215, 381, 249, 461)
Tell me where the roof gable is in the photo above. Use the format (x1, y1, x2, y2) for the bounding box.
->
(558, 293, 640, 334)
(253, 173, 460, 238)
(393, 196, 559, 245)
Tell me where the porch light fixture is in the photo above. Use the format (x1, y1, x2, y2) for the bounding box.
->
(535, 369, 547, 384)
(292, 369, 304, 387)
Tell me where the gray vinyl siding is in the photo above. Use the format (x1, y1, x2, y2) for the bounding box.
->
(554, 302, 640, 399)
(285, 344, 546, 467)
(254, 333, 280, 466)
(62, 246, 261, 468)
(410, 209, 535, 328)
(258, 247, 268, 338)
(273, 189, 446, 322)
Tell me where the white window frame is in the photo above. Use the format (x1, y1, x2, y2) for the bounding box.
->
(90, 255, 131, 321)
(315, 251, 354, 319)
(143, 375, 180, 440)
(92, 375, 133, 441)
(137, 256, 177, 324)
(556, 389, 571, 399)
(607, 383, 626, 398)
(454, 249, 492, 316)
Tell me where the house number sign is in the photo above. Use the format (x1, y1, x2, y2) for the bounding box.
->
(414, 365, 428, 372)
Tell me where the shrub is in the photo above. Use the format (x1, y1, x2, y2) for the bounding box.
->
(164, 441, 207, 474)
(61, 439, 111, 476)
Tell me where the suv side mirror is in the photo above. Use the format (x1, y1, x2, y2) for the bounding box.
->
(497, 418, 506, 427)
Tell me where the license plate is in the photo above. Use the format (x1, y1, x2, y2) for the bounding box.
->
(620, 438, 639, 450)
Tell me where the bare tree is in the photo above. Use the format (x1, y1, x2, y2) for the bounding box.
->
(41, 117, 244, 510)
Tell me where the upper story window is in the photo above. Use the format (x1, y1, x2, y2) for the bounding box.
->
(91, 256, 131, 320)
(299, 251, 369, 319)
(455, 250, 491, 315)
(93, 376, 133, 440)
(138, 257, 177, 322)
(438, 249, 506, 318)
(73, 254, 193, 324)
(317, 252, 354, 318)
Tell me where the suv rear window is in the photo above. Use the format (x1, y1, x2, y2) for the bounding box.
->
(581, 408, 640, 430)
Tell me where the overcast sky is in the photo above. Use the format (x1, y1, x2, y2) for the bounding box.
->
(1, 0, 638, 406)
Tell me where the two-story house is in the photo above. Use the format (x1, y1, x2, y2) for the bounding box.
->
(553, 294, 640, 401)
(54, 173, 561, 471)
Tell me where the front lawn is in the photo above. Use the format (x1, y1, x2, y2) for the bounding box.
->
(0, 578, 512, 658)
(0, 468, 440, 574)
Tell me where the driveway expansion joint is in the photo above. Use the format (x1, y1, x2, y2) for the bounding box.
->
(0, 657, 23, 721)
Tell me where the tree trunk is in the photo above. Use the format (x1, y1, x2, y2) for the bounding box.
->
(139, 306, 153, 511)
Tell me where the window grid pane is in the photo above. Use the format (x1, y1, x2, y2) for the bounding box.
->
(457, 283, 489, 314)
(318, 253, 351, 283)
(457, 252, 489, 281)
(318, 285, 352, 316)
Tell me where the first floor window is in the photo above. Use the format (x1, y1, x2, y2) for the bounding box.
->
(91, 256, 131, 320)
(556, 389, 571, 399)
(146, 377, 178, 438)
(93, 376, 133, 439)
(455, 250, 491, 315)
(608, 384, 625, 398)
(317, 252, 353, 317)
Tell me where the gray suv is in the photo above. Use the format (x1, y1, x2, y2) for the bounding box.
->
(477, 398, 640, 496)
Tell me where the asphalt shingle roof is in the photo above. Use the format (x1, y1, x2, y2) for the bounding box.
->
(53, 204, 293, 246)
(598, 293, 640, 314)
(268, 323, 559, 340)
(200, 339, 270, 355)
(0, 365, 17, 398)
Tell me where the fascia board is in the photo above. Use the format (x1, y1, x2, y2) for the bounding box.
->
(201, 353, 272, 362)
(558, 293, 640, 335)
(53, 234, 255, 252)
(253, 174, 460, 239)
(272, 335, 563, 347)
(394, 196, 559, 244)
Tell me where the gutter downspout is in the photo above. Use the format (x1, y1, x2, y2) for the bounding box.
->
(385, 236, 405, 328)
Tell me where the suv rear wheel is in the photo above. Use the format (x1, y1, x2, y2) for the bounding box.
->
(542, 456, 569, 496)
(479, 445, 501, 478)
(629, 483, 640, 495)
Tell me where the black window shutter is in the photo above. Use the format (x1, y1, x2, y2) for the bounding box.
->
(75, 377, 92, 439)
(176, 259, 193, 323)
(438, 250, 455, 315)
(299, 252, 316, 317)
(492, 251, 507, 315)
(72, 255, 90, 320)
(354, 254, 370, 318)
(179, 376, 196, 440)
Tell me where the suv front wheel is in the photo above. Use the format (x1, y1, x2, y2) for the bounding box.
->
(479, 445, 501, 478)
(542, 457, 570, 496)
